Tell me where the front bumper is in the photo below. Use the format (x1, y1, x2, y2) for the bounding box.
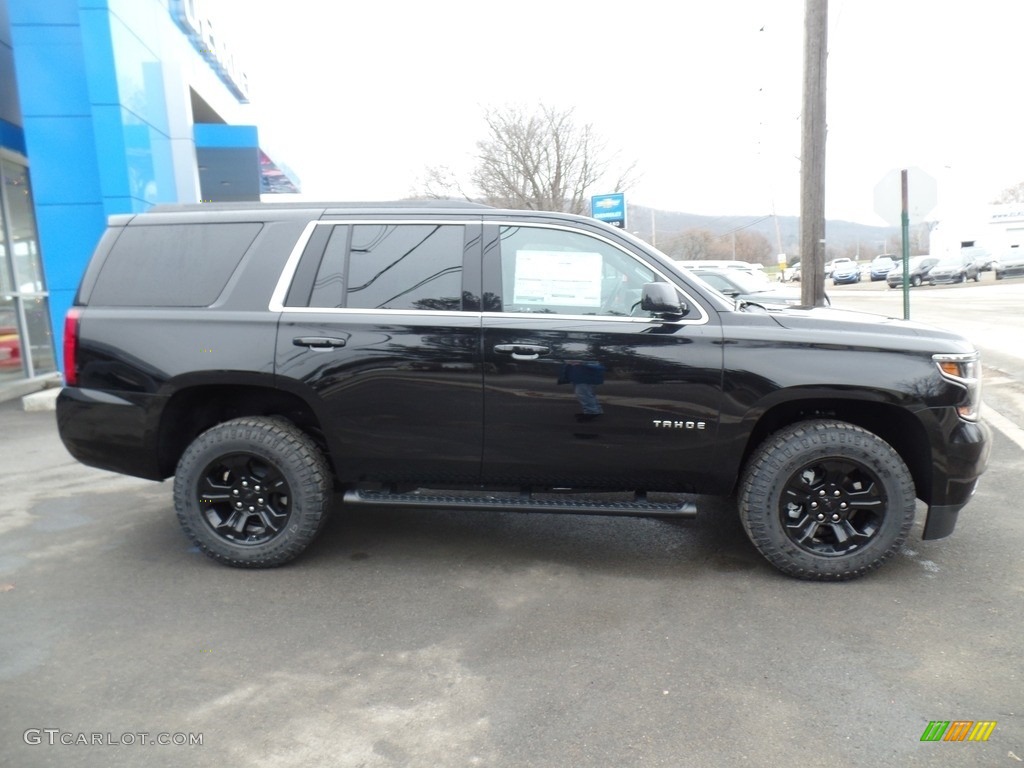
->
(922, 418, 991, 539)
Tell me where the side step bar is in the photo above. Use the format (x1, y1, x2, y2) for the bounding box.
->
(342, 489, 697, 518)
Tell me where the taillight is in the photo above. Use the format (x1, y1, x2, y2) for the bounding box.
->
(63, 308, 81, 386)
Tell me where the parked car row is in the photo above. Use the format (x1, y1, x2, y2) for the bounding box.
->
(763, 246, 1022, 287)
(886, 256, 939, 288)
(687, 266, 831, 307)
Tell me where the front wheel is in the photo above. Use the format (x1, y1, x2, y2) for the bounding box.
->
(174, 417, 331, 567)
(738, 420, 916, 580)
(911, 275, 922, 287)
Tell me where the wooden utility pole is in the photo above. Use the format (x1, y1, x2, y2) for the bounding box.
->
(800, 0, 828, 307)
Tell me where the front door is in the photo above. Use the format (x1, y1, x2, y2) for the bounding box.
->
(480, 223, 724, 491)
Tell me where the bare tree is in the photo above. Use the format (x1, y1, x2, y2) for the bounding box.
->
(658, 229, 712, 261)
(420, 165, 474, 202)
(993, 181, 1024, 204)
(422, 104, 636, 214)
(732, 230, 774, 264)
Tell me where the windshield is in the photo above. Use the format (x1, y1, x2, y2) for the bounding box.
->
(715, 270, 771, 293)
(689, 269, 771, 295)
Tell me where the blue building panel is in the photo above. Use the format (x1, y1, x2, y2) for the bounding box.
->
(3, 0, 281, 379)
(89, 103, 131, 199)
(20, 115, 103, 204)
(34, 202, 106, 292)
(107, 12, 168, 134)
(194, 123, 258, 148)
(78, 6, 119, 106)
(9, 24, 93, 117)
(122, 109, 175, 206)
(7, 0, 79, 26)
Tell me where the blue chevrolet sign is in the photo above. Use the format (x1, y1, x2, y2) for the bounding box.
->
(591, 193, 626, 228)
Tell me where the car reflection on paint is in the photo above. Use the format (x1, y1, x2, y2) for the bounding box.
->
(886, 255, 938, 289)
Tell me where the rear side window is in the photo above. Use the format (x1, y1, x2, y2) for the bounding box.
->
(89, 223, 261, 307)
(299, 223, 464, 311)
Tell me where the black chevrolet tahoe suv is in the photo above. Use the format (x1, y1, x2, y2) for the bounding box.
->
(56, 202, 990, 580)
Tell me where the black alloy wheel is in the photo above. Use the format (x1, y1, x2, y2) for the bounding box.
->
(174, 417, 331, 567)
(738, 420, 916, 580)
(196, 453, 293, 546)
(777, 458, 885, 557)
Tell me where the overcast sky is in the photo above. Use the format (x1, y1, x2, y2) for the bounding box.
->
(217, 0, 1024, 226)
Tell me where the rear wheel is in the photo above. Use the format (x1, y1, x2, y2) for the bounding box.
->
(174, 417, 331, 567)
(738, 420, 916, 581)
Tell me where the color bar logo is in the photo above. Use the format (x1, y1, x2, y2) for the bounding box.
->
(920, 720, 997, 742)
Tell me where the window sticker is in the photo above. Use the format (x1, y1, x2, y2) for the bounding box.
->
(513, 250, 602, 307)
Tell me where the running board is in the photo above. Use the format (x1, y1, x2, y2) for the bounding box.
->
(342, 489, 697, 518)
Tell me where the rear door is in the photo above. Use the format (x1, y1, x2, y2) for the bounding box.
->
(273, 218, 484, 485)
(479, 222, 724, 491)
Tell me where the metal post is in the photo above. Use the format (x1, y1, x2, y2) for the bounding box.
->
(799, 0, 828, 307)
(901, 169, 910, 320)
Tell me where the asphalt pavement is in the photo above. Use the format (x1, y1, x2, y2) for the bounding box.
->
(1, 391, 1021, 767)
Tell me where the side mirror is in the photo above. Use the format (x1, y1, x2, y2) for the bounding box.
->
(641, 282, 687, 318)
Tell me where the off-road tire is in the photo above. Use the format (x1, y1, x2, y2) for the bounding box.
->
(174, 417, 331, 568)
(738, 420, 916, 581)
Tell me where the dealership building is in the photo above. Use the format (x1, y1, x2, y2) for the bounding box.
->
(0, 0, 296, 398)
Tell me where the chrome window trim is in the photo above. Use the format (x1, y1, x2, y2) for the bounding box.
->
(269, 219, 320, 311)
(269, 218, 711, 326)
(275, 306, 473, 318)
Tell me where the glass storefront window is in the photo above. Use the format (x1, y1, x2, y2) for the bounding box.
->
(4, 160, 46, 293)
(0, 293, 22, 382)
(0, 155, 55, 380)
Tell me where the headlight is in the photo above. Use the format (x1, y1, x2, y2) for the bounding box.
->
(933, 352, 982, 421)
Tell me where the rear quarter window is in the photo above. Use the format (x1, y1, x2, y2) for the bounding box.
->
(88, 223, 262, 307)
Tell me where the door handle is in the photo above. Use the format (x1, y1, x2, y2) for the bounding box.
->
(293, 336, 347, 350)
(493, 343, 550, 361)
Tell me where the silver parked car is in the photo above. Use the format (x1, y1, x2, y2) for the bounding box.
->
(994, 247, 1024, 280)
(928, 253, 980, 284)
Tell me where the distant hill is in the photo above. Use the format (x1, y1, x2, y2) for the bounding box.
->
(627, 204, 899, 260)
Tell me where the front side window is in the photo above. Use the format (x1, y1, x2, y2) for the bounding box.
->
(307, 224, 464, 311)
(497, 226, 656, 316)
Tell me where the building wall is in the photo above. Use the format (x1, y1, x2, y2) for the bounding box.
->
(5, 0, 258, 374)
